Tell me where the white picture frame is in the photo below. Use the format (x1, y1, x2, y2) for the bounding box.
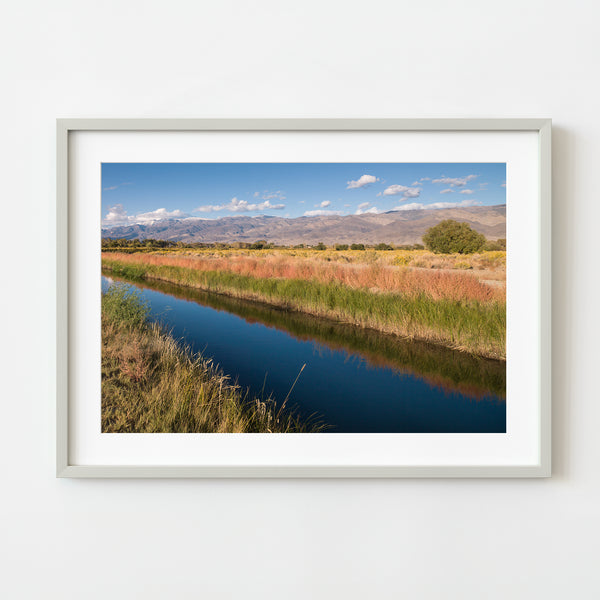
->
(56, 118, 551, 478)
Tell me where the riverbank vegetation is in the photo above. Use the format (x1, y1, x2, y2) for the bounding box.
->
(102, 284, 321, 433)
(101, 242, 506, 279)
(110, 274, 506, 398)
(102, 247, 506, 359)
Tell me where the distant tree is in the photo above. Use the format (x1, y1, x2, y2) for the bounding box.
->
(315, 242, 327, 251)
(412, 244, 425, 250)
(422, 220, 486, 254)
(250, 240, 268, 249)
(335, 244, 349, 251)
(375, 243, 393, 251)
(350, 243, 365, 251)
(483, 238, 506, 251)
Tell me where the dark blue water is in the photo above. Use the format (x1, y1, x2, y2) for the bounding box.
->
(102, 276, 506, 433)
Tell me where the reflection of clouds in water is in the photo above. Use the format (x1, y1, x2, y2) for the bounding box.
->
(105, 277, 114, 285)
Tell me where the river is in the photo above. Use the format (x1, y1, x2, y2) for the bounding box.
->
(102, 274, 506, 433)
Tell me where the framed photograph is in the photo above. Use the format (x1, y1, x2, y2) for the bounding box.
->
(56, 118, 551, 477)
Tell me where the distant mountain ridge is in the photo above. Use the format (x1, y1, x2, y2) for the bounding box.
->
(101, 204, 506, 246)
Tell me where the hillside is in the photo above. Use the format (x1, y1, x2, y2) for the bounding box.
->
(101, 204, 506, 246)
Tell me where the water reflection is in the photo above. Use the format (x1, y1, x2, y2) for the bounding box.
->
(106, 272, 505, 399)
(102, 272, 506, 433)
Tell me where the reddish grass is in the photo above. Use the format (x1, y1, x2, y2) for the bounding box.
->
(104, 252, 504, 303)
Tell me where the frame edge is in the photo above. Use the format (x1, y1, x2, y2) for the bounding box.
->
(56, 118, 552, 478)
(538, 119, 552, 477)
(56, 120, 69, 477)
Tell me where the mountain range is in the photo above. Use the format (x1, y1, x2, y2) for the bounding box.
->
(101, 204, 506, 246)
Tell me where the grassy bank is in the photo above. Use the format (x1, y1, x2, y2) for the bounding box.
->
(112, 273, 506, 398)
(102, 250, 505, 301)
(102, 255, 506, 359)
(102, 284, 320, 433)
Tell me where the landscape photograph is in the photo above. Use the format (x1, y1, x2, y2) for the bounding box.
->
(101, 162, 507, 433)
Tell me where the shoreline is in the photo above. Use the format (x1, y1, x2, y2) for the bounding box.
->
(105, 271, 506, 399)
(102, 285, 322, 433)
(102, 256, 506, 360)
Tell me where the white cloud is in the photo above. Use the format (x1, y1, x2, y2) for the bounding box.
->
(420, 177, 431, 181)
(391, 199, 482, 212)
(346, 174, 379, 189)
(391, 203, 425, 211)
(103, 182, 132, 192)
(355, 201, 382, 215)
(440, 189, 453, 194)
(356, 205, 380, 215)
(135, 208, 188, 222)
(405, 189, 422, 198)
(425, 199, 482, 209)
(316, 200, 331, 208)
(432, 175, 477, 187)
(303, 209, 343, 217)
(194, 197, 285, 213)
(411, 181, 419, 186)
(255, 190, 286, 201)
(380, 184, 421, 199)
(102, 204, 130, 226)
(459, 189, 475, 194)
(102, 204, 189, 227)
(501, 182, 506, 187)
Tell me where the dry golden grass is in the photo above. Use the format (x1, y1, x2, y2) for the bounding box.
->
(102, 285, 322, 433)
(104, 249, 505, 303)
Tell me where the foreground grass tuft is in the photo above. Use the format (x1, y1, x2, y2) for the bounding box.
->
(102, 284, 321, 433)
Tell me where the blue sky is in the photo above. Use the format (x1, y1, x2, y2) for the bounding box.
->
(101, 163, 506, 228)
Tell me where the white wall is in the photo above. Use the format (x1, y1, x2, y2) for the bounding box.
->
(2, 1, 599, 598)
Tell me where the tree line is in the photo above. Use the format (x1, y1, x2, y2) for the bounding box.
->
(102, 221, 505, 254)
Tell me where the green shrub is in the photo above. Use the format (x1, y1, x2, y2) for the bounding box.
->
(250, 240, 268, 249)
(484, 238, 506, 251)
(422, 220, 487, 254)
(454, 261, 473, 270)
(102, 284, 149, 329)
(393, 254, 412, 266)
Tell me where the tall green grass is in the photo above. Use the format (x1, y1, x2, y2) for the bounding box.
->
(102, 282, 149, 327)
(103, 258, 506, 359)
(102, 284, 322, 433)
